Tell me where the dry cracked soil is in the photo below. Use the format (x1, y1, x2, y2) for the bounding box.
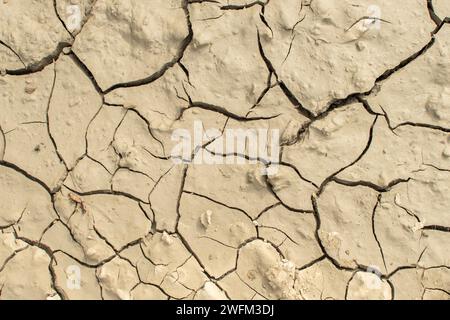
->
(0, 0, 450, 301)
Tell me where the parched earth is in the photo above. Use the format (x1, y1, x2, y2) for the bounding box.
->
(0, 0, 449, 300)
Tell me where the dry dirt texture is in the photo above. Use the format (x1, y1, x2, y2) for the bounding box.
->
(0, 0, 450, 300)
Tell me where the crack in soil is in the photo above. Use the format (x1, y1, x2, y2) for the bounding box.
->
(0, 0, 449, 300)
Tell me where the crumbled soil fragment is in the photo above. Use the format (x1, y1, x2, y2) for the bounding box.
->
(346, 271, 392, 300)
(55, 0, 97, 36)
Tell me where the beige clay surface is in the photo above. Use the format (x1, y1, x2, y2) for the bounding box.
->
(0, 0, 449, 300)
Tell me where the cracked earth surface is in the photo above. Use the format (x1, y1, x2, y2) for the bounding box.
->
(0, 0, 449, 300)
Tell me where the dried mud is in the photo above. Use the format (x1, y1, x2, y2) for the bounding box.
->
(0, 0, 449, 300)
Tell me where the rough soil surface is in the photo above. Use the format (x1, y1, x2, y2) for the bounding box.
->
(0, 0, 449, 300)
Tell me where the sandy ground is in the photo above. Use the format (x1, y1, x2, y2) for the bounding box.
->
(0, 0, 449, 300)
